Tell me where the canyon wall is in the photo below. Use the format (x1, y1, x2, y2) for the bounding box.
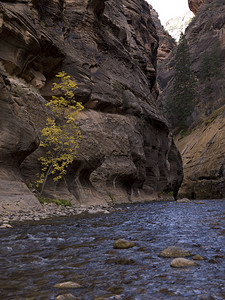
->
(0, 0, 183, 212)
(188, 0, 206, 15)
(176, 108, 225, 199)
(158, 0, 225, 199)
(178, 0, 225, 199)
(149, 6, 176, 64)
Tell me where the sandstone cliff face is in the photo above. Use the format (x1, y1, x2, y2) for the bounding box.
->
(159, 0, 225, 199)
(0, 0, 183, 211)
(0, 74, 42, 211)
(188, 0, 206, 15)
(160, 0, 225, 120)
(149, 6, 177, 103)
(179, 0, 225, 199)
(149, 7, 176, 64)
(176, 107, 225, 199)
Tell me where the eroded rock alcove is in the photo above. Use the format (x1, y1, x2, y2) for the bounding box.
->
(0, 0, 183, 211)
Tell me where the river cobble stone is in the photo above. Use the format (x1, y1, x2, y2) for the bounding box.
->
(170, 258, 198, 268)
(113, 239, 135, 249)
(158, 246, 193, 258)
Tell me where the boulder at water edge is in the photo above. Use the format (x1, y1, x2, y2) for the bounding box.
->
(177, 198, 191, 203)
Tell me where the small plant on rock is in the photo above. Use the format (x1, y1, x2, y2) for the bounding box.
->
(108, 193, 115, 205)
(38, 197, 72, 207)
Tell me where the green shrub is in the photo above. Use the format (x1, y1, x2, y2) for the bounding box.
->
(204, 107, 224, 125)
(108, 193, 115, 205)
(38, 197, 51, 205)
(54, 199, 72, 207)
(38, 197, 72, 207)
(178, 129, 191, 141)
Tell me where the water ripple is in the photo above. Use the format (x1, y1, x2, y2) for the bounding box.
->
(0, 200, 225, 299)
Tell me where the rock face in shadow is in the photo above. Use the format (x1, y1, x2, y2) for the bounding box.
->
(0, 0, 183, 211)
(188, 0, 206, 15)
(0, 74, 42, 211)
(177, 0, 225, 199)
(185, 0, 225, 119)
(157, 0, 225, 200)
(159, 0, 225, 123)
(149, 6, 176, 64)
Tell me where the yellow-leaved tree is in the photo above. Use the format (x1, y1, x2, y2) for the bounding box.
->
(37, 71, 84, 195)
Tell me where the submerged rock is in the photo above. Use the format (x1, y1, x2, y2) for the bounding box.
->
(158, 246, 192, 258)
(199, 295, 216, 300)
(94, 295, 121, 300)
(208, 258, 218, 264)
(170, 258, 198, 268)
(53, 281, 82, 289)
(159, 288, 175, 296)
(106, 257, 135, 265)
(192, 254, 205, 260)
(55, 294, 77, 300)
(113, 239, 135, 249)
(177, 198, 191, 203)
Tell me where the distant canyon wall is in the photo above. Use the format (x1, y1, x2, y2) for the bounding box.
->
(157, 0, 225, 199)
(179, 0, 225, 199)
(188, 0, 206, 15)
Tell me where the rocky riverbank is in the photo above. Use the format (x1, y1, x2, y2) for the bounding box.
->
(0, 195, 179, 227)
(0, 197, 208, 228)
(0, 203, 113, 228)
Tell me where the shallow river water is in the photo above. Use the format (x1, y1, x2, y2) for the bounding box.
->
(0, 200, 225, 300)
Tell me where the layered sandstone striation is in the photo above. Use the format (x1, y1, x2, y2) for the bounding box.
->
(149, 7, 176, 64)
(0, 0, 183, 212)
(180, 0, 225, 199)
(0, 74, 42, 211)
(188, 0, 206, 15)
(176, 108, 225, 199)
(160, 0, 225, 199)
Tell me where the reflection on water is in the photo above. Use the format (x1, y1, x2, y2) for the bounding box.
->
(0, 200, 225, 299)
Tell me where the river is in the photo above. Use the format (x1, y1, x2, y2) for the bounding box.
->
(0, 200, 224, 299)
